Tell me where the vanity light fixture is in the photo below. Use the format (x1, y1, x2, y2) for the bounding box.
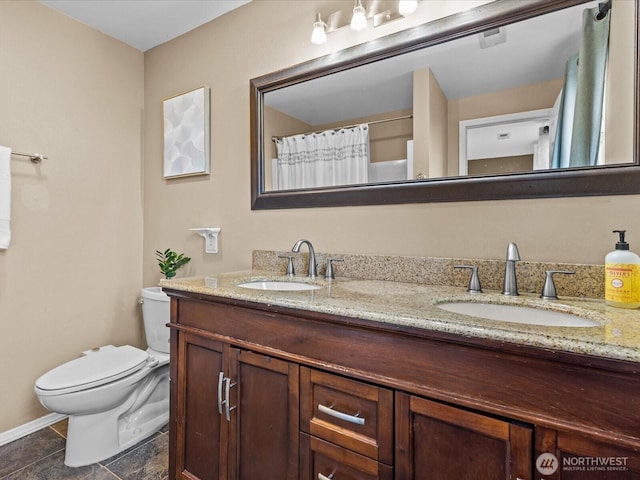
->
(311, 13, 327, 45)
(312, 1, 422, 44)
(350, 0, 368, 31)
(398, 0, 418, 16)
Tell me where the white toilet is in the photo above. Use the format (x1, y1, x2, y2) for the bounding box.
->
(34, 286, 171, 467)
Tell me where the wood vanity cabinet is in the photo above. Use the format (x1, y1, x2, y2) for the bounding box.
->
(170, 329, 298, 480)
(166, 290, 640, 480)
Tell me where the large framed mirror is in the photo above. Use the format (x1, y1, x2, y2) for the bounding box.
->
(250, 0, 639, 209)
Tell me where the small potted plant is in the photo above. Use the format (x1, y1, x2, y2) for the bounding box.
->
(156, 248, 191, 279)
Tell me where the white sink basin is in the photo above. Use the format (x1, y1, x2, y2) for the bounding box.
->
(237, 280, 322, 292)
(437, 302, 598, 327)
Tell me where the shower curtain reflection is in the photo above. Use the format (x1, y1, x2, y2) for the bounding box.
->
(273, 124, 369, 190)
(551, 2, 611, 168)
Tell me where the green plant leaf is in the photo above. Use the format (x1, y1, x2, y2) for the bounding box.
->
(156, 248, 191, 277)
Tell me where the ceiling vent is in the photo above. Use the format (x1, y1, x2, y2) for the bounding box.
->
(478, 27, 506, 49)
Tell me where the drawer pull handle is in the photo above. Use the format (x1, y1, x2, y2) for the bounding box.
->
(217, 372, 224, 414)
(318, 404, 365, 425)
(217, 372, 237, 421)
(318, 474, 334, 480)
(224, 377, 237, 422)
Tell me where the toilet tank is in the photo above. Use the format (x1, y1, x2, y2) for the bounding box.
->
(141, 287, 170, 354)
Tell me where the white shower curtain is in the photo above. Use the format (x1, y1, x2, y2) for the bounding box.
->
(274, 124, 369, 190)
(552, 3, 610, 168)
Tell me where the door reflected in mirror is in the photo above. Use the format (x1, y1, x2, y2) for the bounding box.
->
(261, 0, 633, 192)
(459, 109, 554, 176)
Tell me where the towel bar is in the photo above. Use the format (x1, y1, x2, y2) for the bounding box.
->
(11, 151, 48, 164)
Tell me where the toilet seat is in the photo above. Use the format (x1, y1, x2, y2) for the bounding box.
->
(35, 345, 150, 396)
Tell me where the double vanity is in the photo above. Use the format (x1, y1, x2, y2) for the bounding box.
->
(162, 249, 640, 480)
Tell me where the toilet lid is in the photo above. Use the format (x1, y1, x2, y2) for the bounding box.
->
(35, 345, 149, 392)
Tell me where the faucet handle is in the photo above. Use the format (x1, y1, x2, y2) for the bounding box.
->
(540, 270, 575, 300)
(325, 258, 344, 280)
(278, 255, 295, 277)
(454, 265, 482, 293)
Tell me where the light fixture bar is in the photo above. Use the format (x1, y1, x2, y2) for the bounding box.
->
(312, 0, 423, 45)
(373, 9, 402, 27)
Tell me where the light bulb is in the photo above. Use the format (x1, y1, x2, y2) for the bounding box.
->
(350, 1, 367, 31)
(311, 13, 327, 45)
(398, 0, 418, 16)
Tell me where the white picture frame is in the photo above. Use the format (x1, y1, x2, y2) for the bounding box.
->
(163, 86, 210, 178)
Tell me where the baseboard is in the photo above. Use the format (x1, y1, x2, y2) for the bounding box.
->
(0, 413, 67, 447)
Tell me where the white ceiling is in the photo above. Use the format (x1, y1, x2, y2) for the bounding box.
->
(37, 0, 607, 161)
(39, 0, 600, 148)
(265, 2, 597, 126)
(40, 0, 252, 51)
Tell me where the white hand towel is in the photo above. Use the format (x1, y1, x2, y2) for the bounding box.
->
(0, 146, 12, 249)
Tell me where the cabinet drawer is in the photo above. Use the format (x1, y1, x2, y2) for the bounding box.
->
(300, 367, 393, 464)
(300, 433, 393, 480)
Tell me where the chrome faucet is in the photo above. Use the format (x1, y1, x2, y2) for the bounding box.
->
(502, 242, 520, 296)
(292, 239, 317, 278)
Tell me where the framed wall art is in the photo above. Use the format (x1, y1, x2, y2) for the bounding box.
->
(163, 86, 210, 178)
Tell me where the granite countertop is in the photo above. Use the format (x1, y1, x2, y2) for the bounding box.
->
(161, 270, 640, 363)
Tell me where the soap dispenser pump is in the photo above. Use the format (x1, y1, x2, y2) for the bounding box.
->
(605, 230, 640, 309)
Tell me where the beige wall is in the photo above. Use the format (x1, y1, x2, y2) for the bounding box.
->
(468, 155, 534, 175)
(2, 0, 638, 435)
(263, 106, 312, 190)
(143, 0, 640, 294)
(606, 0, 635, 164)
(428, 69, 449, 178)
(366, 111, 413, 165)
(0, 2, 144, 431)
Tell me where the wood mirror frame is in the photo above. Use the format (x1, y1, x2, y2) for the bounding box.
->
(250, 0, 639, 210)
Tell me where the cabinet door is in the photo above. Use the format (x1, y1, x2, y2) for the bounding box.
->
(536, 427, 640, 479)
(229, 349, 299, 480)
(173, 332, 227, 480)
(395, 392, 532, 480)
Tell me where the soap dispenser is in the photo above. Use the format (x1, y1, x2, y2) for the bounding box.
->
(605, 230, 640, 309)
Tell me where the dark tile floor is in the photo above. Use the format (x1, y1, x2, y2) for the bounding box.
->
(0, 420, 169, 479)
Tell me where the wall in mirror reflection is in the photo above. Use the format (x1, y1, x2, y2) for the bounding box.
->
(262, 0, 634, 192)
